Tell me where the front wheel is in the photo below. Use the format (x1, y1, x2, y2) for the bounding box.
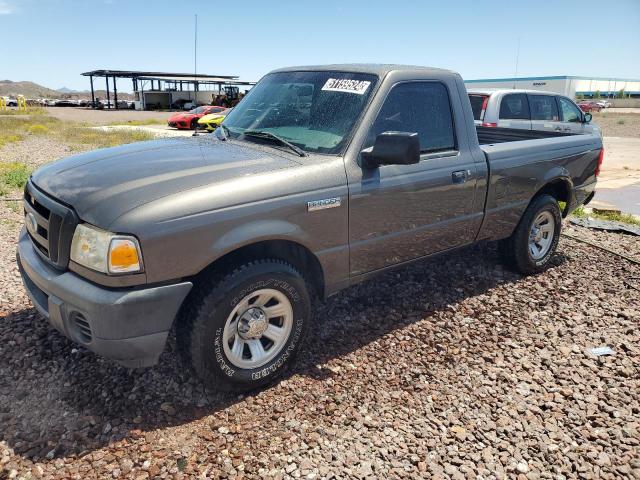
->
(500, 194, 562, 274)
(178, 259, 312, 392)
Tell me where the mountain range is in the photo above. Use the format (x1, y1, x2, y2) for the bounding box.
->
(0, 80, 134, 100)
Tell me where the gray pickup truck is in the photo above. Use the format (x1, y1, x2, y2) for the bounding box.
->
(17, 64, 603, 391)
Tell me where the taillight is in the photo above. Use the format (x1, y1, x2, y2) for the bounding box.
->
(595, 148, 604, 176)
(481, 122, 498, 128)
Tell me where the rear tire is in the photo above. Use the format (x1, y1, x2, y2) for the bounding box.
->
(177, 259, 312, 392)
(500, 194, 562, 274)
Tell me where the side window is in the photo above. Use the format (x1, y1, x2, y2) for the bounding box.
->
(368, 82, 456, 153)
(558, 97, 582, 123)
(528, 95, 559, 121)
(499, 93, 530, 120)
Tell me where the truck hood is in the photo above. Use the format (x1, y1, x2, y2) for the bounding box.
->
(31, 136, 301, 228)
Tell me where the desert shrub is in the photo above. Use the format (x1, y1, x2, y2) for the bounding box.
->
(0, 162, 31, 196)
(27, 124, 50, 134)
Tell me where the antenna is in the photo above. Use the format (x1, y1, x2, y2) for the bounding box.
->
(513, 37, 520, 89)
(193, 14, 200, 137)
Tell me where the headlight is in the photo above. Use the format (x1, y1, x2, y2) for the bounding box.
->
(70, 224, 143, 274)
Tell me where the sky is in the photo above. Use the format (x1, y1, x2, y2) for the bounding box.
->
(1, 0, 639, 93)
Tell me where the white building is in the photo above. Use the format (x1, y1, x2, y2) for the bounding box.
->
(464, 76, 640, 99)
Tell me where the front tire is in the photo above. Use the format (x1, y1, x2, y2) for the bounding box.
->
(500, 194, 562, 274)
(178, 259, 312, 392)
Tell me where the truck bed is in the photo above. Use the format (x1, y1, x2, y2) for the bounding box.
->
(476, 125, 574, 145)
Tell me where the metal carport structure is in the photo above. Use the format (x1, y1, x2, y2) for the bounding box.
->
(81, 70, 256, 109)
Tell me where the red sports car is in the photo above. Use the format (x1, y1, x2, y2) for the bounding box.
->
(577, 101, 602, 113)
(167, 106, 227, 130)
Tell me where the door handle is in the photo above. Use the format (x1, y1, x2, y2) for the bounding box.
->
(452, 170, 471, 184)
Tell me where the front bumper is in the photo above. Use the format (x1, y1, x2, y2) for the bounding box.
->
(168, 119, 190, 129)
(17, 227, 192, 368)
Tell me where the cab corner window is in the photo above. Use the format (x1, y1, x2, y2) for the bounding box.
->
(499, 93, 530, 120)
(368, 82, 456, 153)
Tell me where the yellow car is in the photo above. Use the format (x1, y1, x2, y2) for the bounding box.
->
(197, 107, 231, 132)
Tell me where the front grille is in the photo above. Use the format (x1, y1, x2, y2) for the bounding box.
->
(23, 181, 78, 269)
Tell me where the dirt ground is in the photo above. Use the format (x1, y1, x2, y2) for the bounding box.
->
(43, 107, 170, 125)
(591, 109, 640, 139)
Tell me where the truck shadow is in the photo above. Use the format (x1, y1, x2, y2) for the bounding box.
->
(1, 242, 568, 461)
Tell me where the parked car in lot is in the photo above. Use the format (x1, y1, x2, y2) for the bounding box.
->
(2, 96, 18, 107)
(468, 89, 600, 135)
(85, 100, 104, 109)
(197, 107, 231, 131)
(167, 105, 220, 129)
(170, 99, 196, 110)
(595, 100, 611, 109)
(54, 99, 78, 107)
(17, 64, 603, 392)
(577, 100, 603, 113)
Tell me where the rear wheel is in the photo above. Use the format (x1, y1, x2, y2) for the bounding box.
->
(500, 194, 562, 274)
(178, 259, 312, 392)
(190, 118, 198, 130)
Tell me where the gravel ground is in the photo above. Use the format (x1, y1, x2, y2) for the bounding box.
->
(0, 136, 92, 168)
(0, 197, 638, 479)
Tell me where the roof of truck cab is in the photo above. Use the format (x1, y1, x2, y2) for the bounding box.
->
(270, 64, 457, 76)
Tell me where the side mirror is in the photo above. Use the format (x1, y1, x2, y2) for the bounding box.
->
(583, 113, 592, 123)
(361, 131, 420, 168)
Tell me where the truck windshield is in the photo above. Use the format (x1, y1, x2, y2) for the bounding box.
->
(219, 71, 378, 154)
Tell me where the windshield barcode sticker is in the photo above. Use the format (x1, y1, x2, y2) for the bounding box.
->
(321, 78, 371, 95)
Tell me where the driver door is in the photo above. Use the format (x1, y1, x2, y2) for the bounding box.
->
(347, 81, 482, 276)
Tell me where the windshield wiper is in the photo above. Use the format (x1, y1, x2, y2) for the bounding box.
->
(242, 130, 307, 157)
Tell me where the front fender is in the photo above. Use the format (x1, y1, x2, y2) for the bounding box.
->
(211, 219, 314, 258)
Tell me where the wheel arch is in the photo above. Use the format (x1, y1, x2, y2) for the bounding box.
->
(193, 238, 326, 300)
(533, 176, 574, 218)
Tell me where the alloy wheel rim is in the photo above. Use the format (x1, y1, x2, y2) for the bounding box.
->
(222, 288, 293, 369)
(528, 211, 555, 260)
